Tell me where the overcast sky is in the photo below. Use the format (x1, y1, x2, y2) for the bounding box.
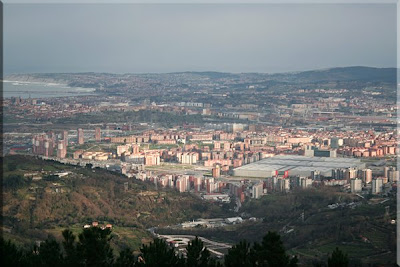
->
(4, 3, 397, 74)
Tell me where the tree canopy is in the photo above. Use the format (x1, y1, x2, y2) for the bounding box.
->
(328, 247, 349, 267)
(3, 229, 355, 267)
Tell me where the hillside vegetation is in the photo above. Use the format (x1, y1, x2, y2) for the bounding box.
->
(2, 155, 230, 251)
(158, 188, 397, 266)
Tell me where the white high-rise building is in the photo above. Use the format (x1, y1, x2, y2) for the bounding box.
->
(252, 182, 264, 199)
(300, 177, 313, 189)
(276, 178, 290, 192)
(372, 178, 383, 194)
(350, 178, 362, 193)
(182, 175, 191, 191)
(388, 168, 399, 182)
(360, 169, 372, 184)
(344, 168, 358, 181)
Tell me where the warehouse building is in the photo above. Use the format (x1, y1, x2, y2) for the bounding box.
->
(232, 155, 365, 178)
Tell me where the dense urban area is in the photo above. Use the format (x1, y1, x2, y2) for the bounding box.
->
(2, 66, 398, 266)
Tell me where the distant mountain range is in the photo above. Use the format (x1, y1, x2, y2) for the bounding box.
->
(5, 66, 397, 85)
(287, 66, 397, 83)
(179, 66, 397, 83)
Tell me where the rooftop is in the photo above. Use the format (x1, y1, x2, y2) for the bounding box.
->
(233, 155, 365, 178)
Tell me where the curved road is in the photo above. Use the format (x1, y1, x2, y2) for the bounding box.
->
(158, 234, 232, 257)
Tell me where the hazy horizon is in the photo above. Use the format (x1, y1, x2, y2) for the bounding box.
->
(4, 65, 397, 76)
(4, 3, 397, 74)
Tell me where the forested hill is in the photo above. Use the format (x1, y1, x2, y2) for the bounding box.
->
(2, 155, 231, 251)
(6, 66, 396, 84)
(286, 66, 397, 83)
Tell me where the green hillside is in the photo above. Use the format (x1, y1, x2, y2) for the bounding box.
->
(157, 188, 397, 266)
(2, 155, 231, 252)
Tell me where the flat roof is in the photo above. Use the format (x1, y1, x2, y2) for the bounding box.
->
(233, 155, 364, 177)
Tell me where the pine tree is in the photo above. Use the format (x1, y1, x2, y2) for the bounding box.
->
(328, 247, 349, 267)
(62, 229, 79, 266)
(137, 238, 183, 267)
(76, 227, 114, 266)
(186, 236, 215, 267)
(224, 240, 254, 267)
(37, 237, 64, 267)
(253, 231, 297, 267)
(115, 248, 136, 267)
(1, 238, 26, 266)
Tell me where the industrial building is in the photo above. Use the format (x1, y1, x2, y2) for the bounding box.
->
(232, 155, 365, 178)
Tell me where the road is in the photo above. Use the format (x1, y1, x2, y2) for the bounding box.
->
(158, 234, 232, 257)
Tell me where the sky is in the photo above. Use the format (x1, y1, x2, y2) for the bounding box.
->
(4, 3, 397, 74)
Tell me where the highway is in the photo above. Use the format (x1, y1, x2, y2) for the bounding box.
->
(158, 234, 232, 257)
